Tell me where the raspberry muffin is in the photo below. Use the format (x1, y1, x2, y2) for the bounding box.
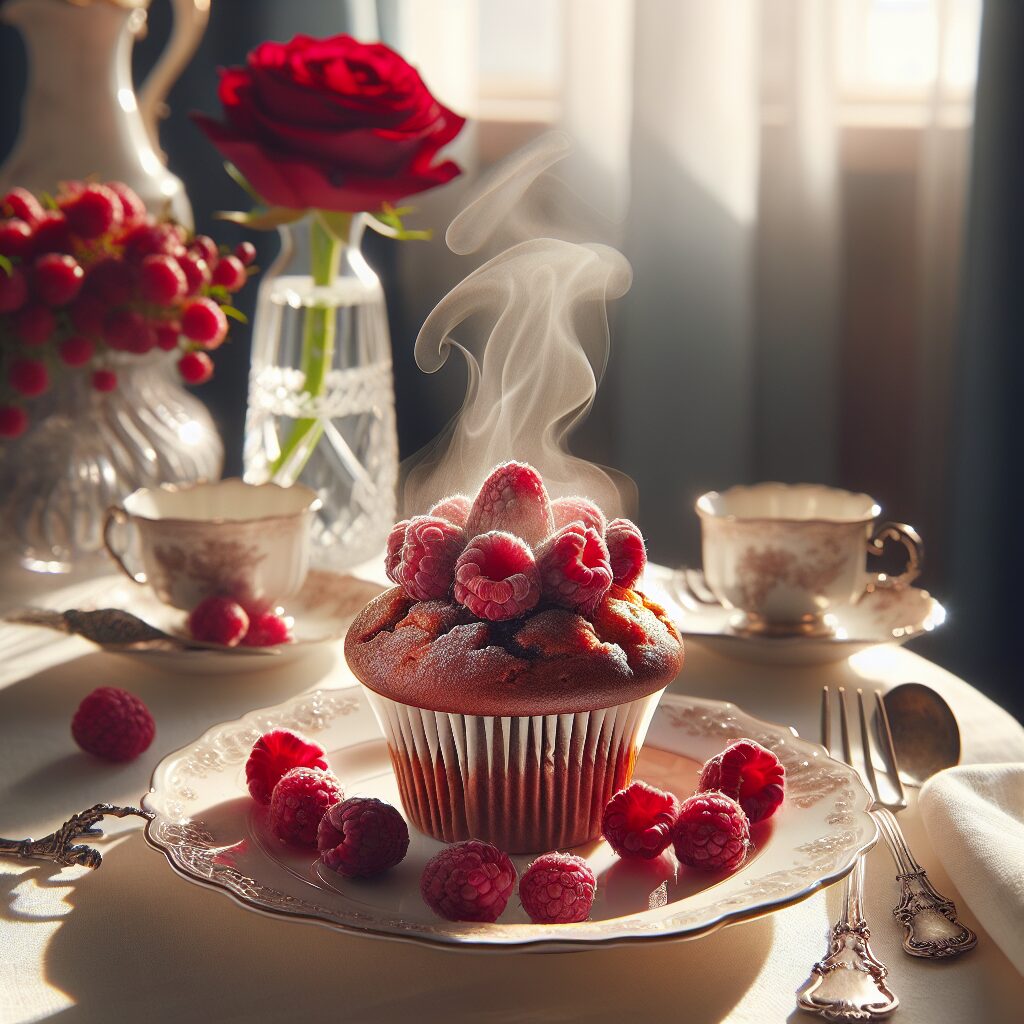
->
(345, 462, 683, 853)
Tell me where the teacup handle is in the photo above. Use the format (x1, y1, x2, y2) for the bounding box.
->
(103, 507, 147, 585)
(867, 521, 923, 590)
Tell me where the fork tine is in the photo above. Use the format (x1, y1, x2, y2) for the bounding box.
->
(820, 686, 832, 753)
(837, 686, 854, 766)
(856, 689, 881, 804)
(874, 689, 907, 805)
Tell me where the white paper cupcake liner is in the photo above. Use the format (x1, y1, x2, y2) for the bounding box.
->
(361, 687, 666, 853)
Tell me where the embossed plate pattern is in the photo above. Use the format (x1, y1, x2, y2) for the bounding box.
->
(143, 687, 877, 951)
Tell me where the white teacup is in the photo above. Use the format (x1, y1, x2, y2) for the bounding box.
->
(103, 479, 322, 613)
(696, 482, 922, 636)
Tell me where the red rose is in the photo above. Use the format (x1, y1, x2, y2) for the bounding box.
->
(193, 35, 465, 213)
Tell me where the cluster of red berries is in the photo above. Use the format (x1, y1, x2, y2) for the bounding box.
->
(386, 461, 648, 622)
(601, 738, 787, 873)
(187, 594, 292, 648)
(0, 181, 254, 440)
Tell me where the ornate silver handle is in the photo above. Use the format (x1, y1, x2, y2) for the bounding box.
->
(874, 807, 978, 958)
(0, 804, 153, 870)
(797, 858, 899, 1021)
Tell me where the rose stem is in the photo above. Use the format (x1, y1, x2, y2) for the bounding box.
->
(269, 211, 347, 480)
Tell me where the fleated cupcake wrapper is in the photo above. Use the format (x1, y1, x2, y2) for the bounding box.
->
(362, 687, 666, 854)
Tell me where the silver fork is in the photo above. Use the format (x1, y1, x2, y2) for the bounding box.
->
(847, 686, 978, 958)
(796, 688, 898, 1021)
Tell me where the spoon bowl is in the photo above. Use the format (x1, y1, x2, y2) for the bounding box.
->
(881, 682, 961, 787)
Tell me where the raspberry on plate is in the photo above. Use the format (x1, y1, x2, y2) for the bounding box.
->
(519, 852, 597, 924)
(268, 766, 344, 847)
(246, 729, 328, 805)
(241, 611, 292, 647)
(602, 780, 681, 859)
(71, 686, 155, 762)
(672, 791, 750, 873)
(697, 738, 785, 824)
(187, 595, 249, 646)
(421, 840, 517, 922)
(318, 797, 410, 878)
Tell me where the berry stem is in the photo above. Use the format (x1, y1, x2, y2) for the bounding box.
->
(268, 210, 348, 480)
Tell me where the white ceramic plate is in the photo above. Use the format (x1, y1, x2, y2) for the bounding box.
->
(103, 570, 385, 674)
(651, 567, 946, 666)
(143, 686, 876, 951)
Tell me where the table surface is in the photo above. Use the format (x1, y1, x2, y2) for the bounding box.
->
(1, 561, 1022, 1024)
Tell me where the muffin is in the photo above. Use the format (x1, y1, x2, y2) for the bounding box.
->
(345, 462, 684, 853)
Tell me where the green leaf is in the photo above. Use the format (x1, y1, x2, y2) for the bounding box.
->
(207, 284, 231, 302)
(368, 202, 432, 241)
(40, 191, 58, 211)
(316, 209, 353, 243)
(215, 206, 306, 231)
(0, 254, 12, 277)
(220, 304, 248, 324)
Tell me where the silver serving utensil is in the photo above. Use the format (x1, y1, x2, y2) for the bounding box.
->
(881, 682, 961, 787)
(0, 804, 153, 869)
(797, 687, 898, 1021)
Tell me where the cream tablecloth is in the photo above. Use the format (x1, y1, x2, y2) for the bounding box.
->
(1, 562, 1022, 1024)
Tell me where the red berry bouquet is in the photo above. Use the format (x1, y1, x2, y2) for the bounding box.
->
(194, 34, 465, 480)
(0, 180, 252, 440)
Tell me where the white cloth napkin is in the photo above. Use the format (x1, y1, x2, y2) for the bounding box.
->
(920, 764, 1024, 975)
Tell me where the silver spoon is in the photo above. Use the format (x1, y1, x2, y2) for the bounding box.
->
(881, 682, 961, 787)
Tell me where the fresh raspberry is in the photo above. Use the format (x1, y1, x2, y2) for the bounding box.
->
(551, 496, 606, 535)
(139, 253, 187, 305)
(394, 515, 466, 600)
(187, 595, 249, 646)
(155, 322, 181, 351)
(240, 611, 292, 647)
(0, 404, 28, 439)
(429, 494, 471, 526)
(0, 218, 33, 259)
(318, 797, 410, 878)
(71, 686, 155, 762)
(177, 252, 210, 294)
(122, 222, 185, 262)
(86, 256, 135, 305)
(466, 461, 554, 547)
(697, 738, 786, 824)
(235, 240, 257, 266)
(178, 350, 214, 385)
(181, 297, 228, 348)
(91, 368, 118, 393)
(0, 267, 28, 314)
(454, 531, 541, 621)
(2, 188, 44, 225)
(13, 304, 56, 346)
(59, 335, 95, 367)
(63, 184, 122, 239)
(9, 357, 49, 397)
(605, 518, 647, 589)
(211, 253, 247, 291)
(269, 766, 344, 847)
(30, 212, 73, 256)
(245, 728, 328, 805)
(535, 522, 613, 614)
(602, 781, 681, 860)
(384, 519, 410, 585)
(519, 852, 597, 924)
(33, 253, 84, 306)
(108, 182, 147, 230)
(672, 791, 750, 873)
(421, 840, 517, 922)
(190, 235, 219, 263)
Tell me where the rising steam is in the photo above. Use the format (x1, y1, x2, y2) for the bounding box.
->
(402, 133, 637, 518)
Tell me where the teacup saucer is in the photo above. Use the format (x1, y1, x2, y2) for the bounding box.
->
(81, 570, 384, 675)
(649, 566, 946, 666)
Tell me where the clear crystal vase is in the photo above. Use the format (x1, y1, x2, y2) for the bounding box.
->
(0, 353, 223, 572)
(243, 214, 398, 570)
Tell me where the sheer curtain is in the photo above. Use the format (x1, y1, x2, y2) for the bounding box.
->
(388, 0, 980, 572)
